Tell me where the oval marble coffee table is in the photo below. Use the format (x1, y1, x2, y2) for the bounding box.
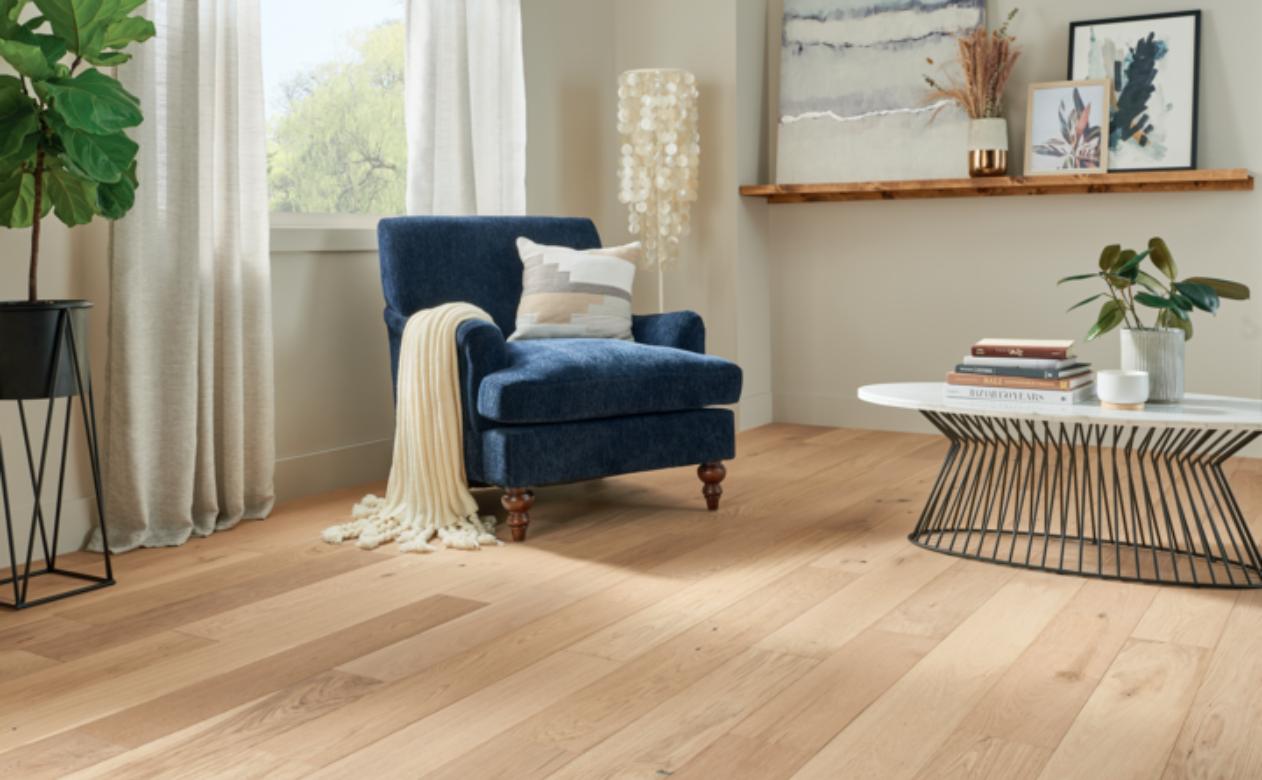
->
(859, 382, 1262, 588)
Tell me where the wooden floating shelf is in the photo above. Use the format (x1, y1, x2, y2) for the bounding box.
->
(739, 168, 1254, 203)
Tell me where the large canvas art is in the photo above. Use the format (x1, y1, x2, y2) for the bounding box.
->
(1069, 11, 1201, 171)
(776, 0, 984, 184)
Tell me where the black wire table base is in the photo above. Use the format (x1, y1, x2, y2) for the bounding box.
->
(1, 308, 113, 609)
(915, 411, 1262, 589)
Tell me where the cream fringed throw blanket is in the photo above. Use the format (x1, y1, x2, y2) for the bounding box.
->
(322, 304, 499, 553)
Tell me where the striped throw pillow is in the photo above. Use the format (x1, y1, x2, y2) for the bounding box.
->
(510, 238, 641, 341)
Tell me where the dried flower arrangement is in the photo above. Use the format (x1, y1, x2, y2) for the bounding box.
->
(925, 9, 1021, 119)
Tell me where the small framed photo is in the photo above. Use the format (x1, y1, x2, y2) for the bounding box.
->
(1024, 80, 1112, 176)
(1068, 11, 1201, 171)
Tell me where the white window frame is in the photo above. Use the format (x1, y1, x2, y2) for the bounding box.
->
(269, 212, 385, 254)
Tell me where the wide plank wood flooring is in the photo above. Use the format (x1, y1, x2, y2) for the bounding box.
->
(3, 423, 1262, 778)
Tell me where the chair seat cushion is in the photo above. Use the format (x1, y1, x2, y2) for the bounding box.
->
(477, 339, 742, 424)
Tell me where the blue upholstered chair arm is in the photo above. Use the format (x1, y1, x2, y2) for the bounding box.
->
(456, 318, 509, 431)
(632, 311, 706, 354)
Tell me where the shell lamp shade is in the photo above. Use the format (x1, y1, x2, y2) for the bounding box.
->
(617, 68, 700, 285)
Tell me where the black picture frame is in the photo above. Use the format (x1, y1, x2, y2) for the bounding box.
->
(1067, 10, 1201, 172)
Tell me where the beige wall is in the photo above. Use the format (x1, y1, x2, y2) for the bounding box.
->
(766, 0, 1262, 434)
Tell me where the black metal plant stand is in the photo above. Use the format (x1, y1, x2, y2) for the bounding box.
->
(914, 411, 1262, 589)
(1, 307, 113, 609)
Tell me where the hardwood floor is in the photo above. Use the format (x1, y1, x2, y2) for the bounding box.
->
(3, 423, 1262, 778)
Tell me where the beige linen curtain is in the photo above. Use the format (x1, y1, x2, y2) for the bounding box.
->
(97, 0, 275, 551)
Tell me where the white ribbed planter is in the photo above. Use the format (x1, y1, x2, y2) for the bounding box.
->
(968, 118, 1009, 152)
(1120, 328, 1185, 403)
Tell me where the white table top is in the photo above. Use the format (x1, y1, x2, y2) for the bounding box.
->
(858, 382, 1262, 431)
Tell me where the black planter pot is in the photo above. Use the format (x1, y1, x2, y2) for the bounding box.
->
(0, 300, 92, 401)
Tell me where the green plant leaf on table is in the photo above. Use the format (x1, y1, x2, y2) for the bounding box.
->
(1058, 272, 1099, 285)
(1098, 243, 1122, 271)
(1183, 276, 1250, 301)
(1116, 249, 1150, 276)
(1135, 291, 1177, 310)
(1174, 281, 1220, 314)
(1133, 269, 1166, 295)
(1157, 309, 1193, 340)
(35, 68, 142, 133)
(1066, 293, 1105, 312)
(1087, 299, 1126, 341)
(1148, 237, 1178, 280)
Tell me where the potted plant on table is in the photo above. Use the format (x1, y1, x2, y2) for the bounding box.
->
(1059, 237, 1251, 402)
(0, 0, 152, 400)
(925, 8, 1021, 177)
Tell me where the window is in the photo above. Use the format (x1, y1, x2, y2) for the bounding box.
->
(262, 0, 406, 217)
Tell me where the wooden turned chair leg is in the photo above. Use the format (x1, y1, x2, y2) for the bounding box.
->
(502, 488, 535, 542)
(698, 462, 726, 511)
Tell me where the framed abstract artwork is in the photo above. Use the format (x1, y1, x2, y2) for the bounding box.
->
(1024, 80, 1111, 176)
(775, 0, 984, 183)
(1068, 11, 1201, 171)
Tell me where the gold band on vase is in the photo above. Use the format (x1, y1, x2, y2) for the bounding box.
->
(968, 149, 1008, 177)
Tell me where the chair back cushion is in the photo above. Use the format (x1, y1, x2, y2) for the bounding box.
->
(378, 216, 602, 337)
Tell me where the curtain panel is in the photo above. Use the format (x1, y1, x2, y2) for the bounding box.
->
(405, 0, 527, 215)
(99, 0, 275, 551)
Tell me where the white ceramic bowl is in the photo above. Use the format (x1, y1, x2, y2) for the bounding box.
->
(1097, 370, 1149, 406)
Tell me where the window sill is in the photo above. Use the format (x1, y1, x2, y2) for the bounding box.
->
(269, 214, 383, 254)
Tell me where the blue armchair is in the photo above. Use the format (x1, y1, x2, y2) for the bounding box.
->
(377, 216, 742, 541)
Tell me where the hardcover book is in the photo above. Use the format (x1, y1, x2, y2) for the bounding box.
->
(954, 363, 1090, 380)
(971, 338, 1075, 360)
(961, 355, 1081, 371)
(943, 383, 1095, 405)
(947, 371, 1094, 391)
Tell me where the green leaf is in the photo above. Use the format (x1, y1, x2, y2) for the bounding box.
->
(1148, 237, 1178, 280)
(1158, 310, 1193, 341)
(1067, 293, 1105, 312)
(36, 68, 142, 133)
(1133, 269, 1166, 295)
(1057, 272, 1100, 285)
(1098, 244, 1122, 272)
(0, 38, 55, 79)
(44, 165, 96, 226)
(1170, 292, 1194, 311)
(32, 0, 121, 58)
(49, 115, 136, 183)
(0, 0, 29, 30)
(1104, 272, 1133, 290)
(1135, 292, 1176, 310)
(1117, 249, 1150, 275)
(96, 158, 133, 218)
(101, 14, 152, 49)
(0, 75, 39, 161)
(0, 167, 38, 227)
(1087, 300, 1126, 341)
(82, 49, 129, 65)
(1174, 281, 1220, 314)
(9, 23, 69, 64)
(1183, 276, 1251, 301)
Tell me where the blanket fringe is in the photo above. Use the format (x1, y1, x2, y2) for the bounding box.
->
(322, 494, 500, 553)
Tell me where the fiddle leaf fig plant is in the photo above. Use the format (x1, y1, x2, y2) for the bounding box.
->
(0, 0, 153, 301)
(1059, 237, 1251, 342)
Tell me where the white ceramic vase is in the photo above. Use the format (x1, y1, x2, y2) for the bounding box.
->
(1120, 328, 1185, 403)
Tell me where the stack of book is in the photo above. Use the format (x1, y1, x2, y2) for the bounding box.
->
(946, 339, 1095, 405)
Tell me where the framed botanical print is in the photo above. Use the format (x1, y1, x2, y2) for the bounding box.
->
(1069, 11, 1201, 171)
(1025, 80, 1111, 176)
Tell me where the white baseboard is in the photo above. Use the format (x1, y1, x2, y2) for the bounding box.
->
(274, 438, 394, 504)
